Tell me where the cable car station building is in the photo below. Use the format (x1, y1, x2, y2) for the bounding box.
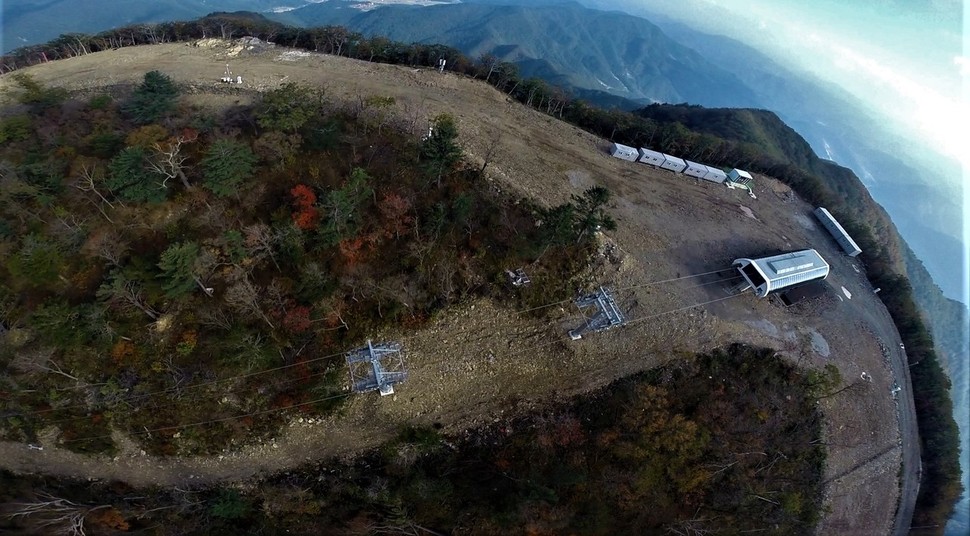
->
(733, 249, 830, 298)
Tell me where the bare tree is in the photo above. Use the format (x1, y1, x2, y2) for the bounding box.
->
(72, 164, 119, 221)
(148, 133, 195, 190)
(243, 223, 281, 272)
(224, 267, 275, 329)
(11, 347, 81, 382)
(4, 493, 112, 536)
(197, 306, 233, 330)
(97, 272, 159, 320)
(476, 130, 504, 174)
(85, 230, 128, 268)
(478, 53, 499, 82)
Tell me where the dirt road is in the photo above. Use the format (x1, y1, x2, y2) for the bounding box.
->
(0, 40, 917, 534)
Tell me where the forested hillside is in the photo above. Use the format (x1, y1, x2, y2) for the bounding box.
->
(0, 71, 600, 455)
(1, 345, 829, 534)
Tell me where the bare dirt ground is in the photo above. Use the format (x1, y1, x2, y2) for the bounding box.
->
(0, 40, 919, 535)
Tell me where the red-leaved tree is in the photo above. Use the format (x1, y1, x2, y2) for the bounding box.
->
(290, 184, 319, 230)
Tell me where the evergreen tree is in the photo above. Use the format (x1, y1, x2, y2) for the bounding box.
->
(256, 83, 318, 132)
(126, 71, 179, 125)
(321, 167, 373, 246)
(202, 139, 258, 197)
(573, 186, 616, 244)
(420, 114, 462, 186)
(158, 241, 200, 298)
(107, 147, 167, 203)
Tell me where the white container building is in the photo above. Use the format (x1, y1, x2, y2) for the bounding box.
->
(683, 160, 709, 179)
(814, 207, 862, 257)
(728, 169, 754, 186)
(733, 249, 830, 298)
(659, 154, 687, 173)
(703, 165, 727, 183)
(609, 142, 639, 162)
(637, 148, 665, 167)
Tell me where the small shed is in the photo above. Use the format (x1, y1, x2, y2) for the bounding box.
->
(728, 168, 754, 186)
(609, 142, 639, 162)
(814, 207, 862, 257)
(733, 249, 830, 298)
(683, 160, 708, 179)
(703, 165, 727, 183)
(660, 154, 687, 173)
(637, 147, 665, 167)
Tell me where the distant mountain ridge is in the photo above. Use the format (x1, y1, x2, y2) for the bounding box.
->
(270, 1, 762, 108)
(1, 0, 282, 52)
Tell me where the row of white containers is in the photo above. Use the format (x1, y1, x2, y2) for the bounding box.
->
(609, 142, 751, 185)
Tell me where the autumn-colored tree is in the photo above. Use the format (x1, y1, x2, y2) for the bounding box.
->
(86, 506, 130, 532)
(110, 339, 138, 365)
(338, 236, 373, 266)
(377, 192, 413, 240)
(282, 305, 312, 334)
(125, 124, 168, 149)
(290, 184, 319, 230)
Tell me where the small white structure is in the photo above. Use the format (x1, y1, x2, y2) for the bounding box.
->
(683, 160, 708, 179)
(734, 249, 830, 298)
(727, 168, 754, 186)
(609, 142, 639, 162)
(814, 207, 862, 257)
(702, 165, 727, 184)
(637, 147, 665, 167)
(659, 154, 687, 173)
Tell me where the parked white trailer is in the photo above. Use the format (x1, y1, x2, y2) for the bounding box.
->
(703, 165, 727, 183)
(814, 207, 862, 257)
(683, 160, 708, 179)
(609, 142, 639, 162)
(727, 168, 754, 186)
(659, 154, 687, 173)
(637, 147, 665, 167)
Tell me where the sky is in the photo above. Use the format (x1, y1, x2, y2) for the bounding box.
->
(613, 0, 967, 175)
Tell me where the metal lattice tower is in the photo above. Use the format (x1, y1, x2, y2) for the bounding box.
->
(346, 340, 407, 396)
(568, 286, 626, 340)
(506, 268, 532, 287)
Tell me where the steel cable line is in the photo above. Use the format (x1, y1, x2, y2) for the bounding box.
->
(60, 282, 746, 446)
(17, 346, 354, 417)
(61, 391, 354, 445)
(20, 272, 744, 445)
(20, 267, 741, 418)
(37, 366, 344, 429)
(512, 267, 737, 315)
